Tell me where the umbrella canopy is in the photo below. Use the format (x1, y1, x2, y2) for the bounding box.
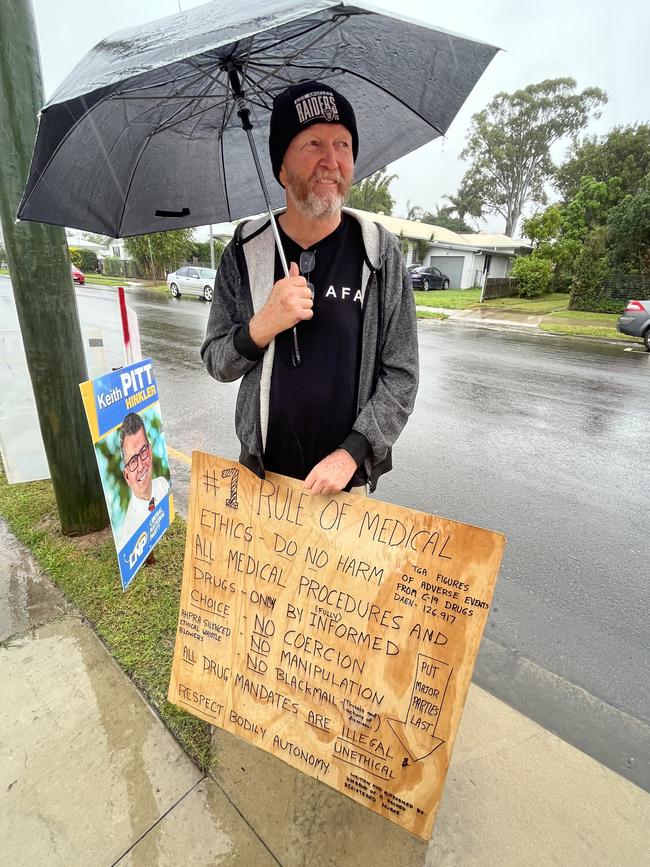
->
(18, 0, 498, 237)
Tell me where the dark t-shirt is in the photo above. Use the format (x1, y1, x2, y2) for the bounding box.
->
(264, 214, 364, 480)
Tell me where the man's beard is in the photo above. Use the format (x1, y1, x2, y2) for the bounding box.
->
(284, 168, 351, 219)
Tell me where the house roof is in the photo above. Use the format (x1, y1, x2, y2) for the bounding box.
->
(345, 208, 465, 245)
(65, 234, 107, 251)
(345, 209, 528, 250)
(456, 232, 532, 251)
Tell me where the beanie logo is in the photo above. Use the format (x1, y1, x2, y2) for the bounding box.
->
(294, 91, 340, 125)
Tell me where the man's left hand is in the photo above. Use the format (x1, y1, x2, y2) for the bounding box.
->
(304, 449, 357, 496)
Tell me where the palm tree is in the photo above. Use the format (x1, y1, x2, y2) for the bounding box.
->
(441, 181, 486, 229)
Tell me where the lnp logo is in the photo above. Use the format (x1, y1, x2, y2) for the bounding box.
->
(294, 91, 339, 125)
(128, 530, 149, 568)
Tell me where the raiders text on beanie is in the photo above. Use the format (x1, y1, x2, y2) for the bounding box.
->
(269, 80, 358, 184)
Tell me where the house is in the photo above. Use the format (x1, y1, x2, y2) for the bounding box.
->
(345, 209, 531, 289)
(65, 230, 131, 262)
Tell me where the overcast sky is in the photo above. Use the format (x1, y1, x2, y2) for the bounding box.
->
(32, 0, 650, 235)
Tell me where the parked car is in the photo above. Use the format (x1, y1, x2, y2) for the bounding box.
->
(167, 266, 217, 301)
(71, 265, 85, 284)
(407, 263, 423, 272)
(617, 299, 650, 350)
(409, 265, 450, 291)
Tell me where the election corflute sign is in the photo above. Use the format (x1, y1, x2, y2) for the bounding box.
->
(169, 453, 506, 839)
(80, 358, 174, 589)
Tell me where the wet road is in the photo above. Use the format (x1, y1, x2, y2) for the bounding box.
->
(3, 278, 649, 789)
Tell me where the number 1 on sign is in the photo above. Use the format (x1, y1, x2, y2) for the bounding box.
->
(221, 468, 239, 509)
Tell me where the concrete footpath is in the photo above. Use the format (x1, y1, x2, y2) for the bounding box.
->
(417, 305, 546, 330)
(1, 519, 648, 867)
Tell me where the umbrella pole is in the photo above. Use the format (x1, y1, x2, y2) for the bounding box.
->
(228, 68, 289, 278)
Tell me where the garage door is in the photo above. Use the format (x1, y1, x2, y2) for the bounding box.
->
(428, 256, 464, 288)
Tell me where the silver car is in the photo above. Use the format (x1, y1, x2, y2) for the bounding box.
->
(167, 266, 216, 301)
(617, 299, 650, 351)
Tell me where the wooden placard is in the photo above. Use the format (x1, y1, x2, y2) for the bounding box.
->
(168, 452, 506, 840)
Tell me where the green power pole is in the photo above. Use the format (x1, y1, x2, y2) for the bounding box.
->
(0, 0, 107, 535)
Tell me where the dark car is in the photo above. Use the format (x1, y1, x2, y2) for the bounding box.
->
(617, 299, 650, 350)
(410, 265, 450, 291)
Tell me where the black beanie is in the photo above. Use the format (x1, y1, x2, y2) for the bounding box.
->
(269, 80, 359, 184)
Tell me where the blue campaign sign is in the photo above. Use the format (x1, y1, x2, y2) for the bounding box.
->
(117, 493, 172, 590)
(80, 358, 174, 591)
(91, 359, 160, 439)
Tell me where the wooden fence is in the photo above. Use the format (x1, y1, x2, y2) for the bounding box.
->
(483, 277, 515, 300)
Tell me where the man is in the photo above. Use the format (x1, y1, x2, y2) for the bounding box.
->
(117, 412, 170, 549)
(201, 80, 418, 495)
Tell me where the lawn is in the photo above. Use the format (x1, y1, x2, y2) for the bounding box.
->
(480, 293, 570, 314)
(540, 323, 641, 342)
(545, 309, 621, 323)
(538, 308, 642, 342)
(413, 288, 481, 309)
(416, 310, 448, 320)
(414, 290, 572, 315)
(85, 274, 169, 292)
(0, 462, 213, 770)
(83, 273, 132, 286)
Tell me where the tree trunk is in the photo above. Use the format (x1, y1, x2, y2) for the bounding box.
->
(0, 0, 108, 535)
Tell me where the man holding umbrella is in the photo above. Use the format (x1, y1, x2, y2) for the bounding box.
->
(201, 80, 418, 496)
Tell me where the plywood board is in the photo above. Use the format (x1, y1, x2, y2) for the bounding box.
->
(169, 453, 506, 839)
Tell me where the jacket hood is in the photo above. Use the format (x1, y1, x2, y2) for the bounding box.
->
(240, 207, 384, 270)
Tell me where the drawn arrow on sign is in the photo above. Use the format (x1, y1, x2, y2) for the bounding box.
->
(387, 654, 452, 763)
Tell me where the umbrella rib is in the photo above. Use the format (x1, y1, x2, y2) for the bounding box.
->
(149, 75, 219, 137)
(241, 17, 348, 95)
(111, 66, 207, 98)
(246, 59, 344, 90)
(245, 16, 345, 60)
(148, 80, 234, 138)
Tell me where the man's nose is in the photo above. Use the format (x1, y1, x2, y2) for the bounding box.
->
(319, 144, 338, 168)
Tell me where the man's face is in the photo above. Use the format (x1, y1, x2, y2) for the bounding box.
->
(280, 123, 354, 219)
(122, 427, 152, 501)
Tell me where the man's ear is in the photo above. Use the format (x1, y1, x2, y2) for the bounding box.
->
(278, 163, 286, 189)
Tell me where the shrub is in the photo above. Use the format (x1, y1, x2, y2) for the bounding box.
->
(567, 226, 628, 312)
(510, 255, 553, 298)
(570, 267, 648, 313)
(69, 247, 99, 273)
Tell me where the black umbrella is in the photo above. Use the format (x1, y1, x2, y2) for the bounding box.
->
(18, 0, 498, 244)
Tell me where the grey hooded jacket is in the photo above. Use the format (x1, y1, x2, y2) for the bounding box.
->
(200, 209, 418, 491)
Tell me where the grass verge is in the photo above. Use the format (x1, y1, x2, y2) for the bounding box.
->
(539, 323, 641, 342)
(0, 463, 212, 770)
(83, 274, 132, 286)
(545, 309, 620, 323)
(480, 293, 570, 314)
(417, 310, 447, 320)
(85, 276, 170, 294)
(413, 288, 481, 309)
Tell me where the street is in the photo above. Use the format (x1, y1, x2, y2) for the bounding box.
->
(2, 277, 649, 790)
